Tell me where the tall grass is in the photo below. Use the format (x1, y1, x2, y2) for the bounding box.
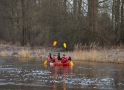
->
(0, 40, 124, 64)
(72, 43, 124, 64)
(17, 48, 45, 58)
(73, 43, 102, 62)
(18, 49, 32, 58)
(0, 40, 12, 46)
(34, 49, 42, 58)
(0, 51, 8, 57)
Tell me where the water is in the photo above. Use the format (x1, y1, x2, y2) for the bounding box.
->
(0, 58, 124, 90)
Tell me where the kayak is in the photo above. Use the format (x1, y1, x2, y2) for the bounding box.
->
(44, 59, 74, 66)
(49, 61, 73, 66)
(50, 62, 61, 66)
(61, 62, 70, 66)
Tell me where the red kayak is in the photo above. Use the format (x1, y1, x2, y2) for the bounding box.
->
(50, 61, 72, 66)
(61, 62, 70, 66)
(50, 62, 61, 66)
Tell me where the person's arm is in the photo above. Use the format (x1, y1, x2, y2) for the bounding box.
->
(68, 57, 71, 61)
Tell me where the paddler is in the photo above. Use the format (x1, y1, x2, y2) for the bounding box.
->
(61, 54, 68, 63)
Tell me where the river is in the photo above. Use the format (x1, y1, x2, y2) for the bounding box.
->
(0, 58, 124, 90)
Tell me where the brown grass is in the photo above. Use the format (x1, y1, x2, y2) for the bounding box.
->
(0, 40, 124, 64)
(0, 40, 13, 47)
(17, 47, 46, 58)
(18, 49, 32, 58)
(34, 49, 42, 58)
(72, 43, 124, 64)
(73, 44, 102, 62)
(0, 51, 8, 57)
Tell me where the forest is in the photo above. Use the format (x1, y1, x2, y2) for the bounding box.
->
(0, 0, 123, 49)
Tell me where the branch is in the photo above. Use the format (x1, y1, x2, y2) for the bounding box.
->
(98, 0, 108, 3)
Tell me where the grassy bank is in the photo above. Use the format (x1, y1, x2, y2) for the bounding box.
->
(0, 41, 46, 58)
(72, 44, 124, 64)
(0, 41, 124, 64)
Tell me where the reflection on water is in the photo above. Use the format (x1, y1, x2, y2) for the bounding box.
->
(0, 58, 124, 90)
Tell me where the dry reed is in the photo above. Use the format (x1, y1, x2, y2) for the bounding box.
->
(72, 43, 124, 64)
(73, 44, 102, 62)
(0, 40, 124, 64)
(0, 51, 8, 57)
(35, 49, 42, 58)
(0, 40, 12, 47)
(18, 49, 32, 58)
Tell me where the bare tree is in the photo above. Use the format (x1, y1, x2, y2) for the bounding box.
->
(88, 0, 98, 31)
(0, 0, 124, 48)
(120, 0, 124, 43)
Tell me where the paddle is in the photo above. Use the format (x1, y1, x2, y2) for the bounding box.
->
(44, 60, 47, 65)
(63, 43, 66, 49)
(44, 41, 57, 65)
(63, 42, 74, 66)
(53, 41, 57, 47)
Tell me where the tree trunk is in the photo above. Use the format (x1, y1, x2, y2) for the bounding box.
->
(78, 0, 82, 19)
(88, 0, 98, 31)
(73, 0, 78, 19)
(21, 0, 27, 46)
(121, 0, 124, 43)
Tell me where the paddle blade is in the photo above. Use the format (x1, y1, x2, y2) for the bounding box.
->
(70, 65, 73, 70)
(44, 60, 47, 65)
(53, 41, 57, 46)
(63, 43, 66, 48)
(69, 61, 74, 66)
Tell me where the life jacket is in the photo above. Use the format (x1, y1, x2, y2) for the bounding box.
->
(55, 58, 58, 63)
(61, 57, 68, 63)
(51, 56, 56, 63)
(51, 58, 59, 64)
(47, 57, 52, 61)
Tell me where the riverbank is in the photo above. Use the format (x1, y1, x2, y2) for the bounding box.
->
(73, 44, 124, 64)
(0, 43, 124, 64)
